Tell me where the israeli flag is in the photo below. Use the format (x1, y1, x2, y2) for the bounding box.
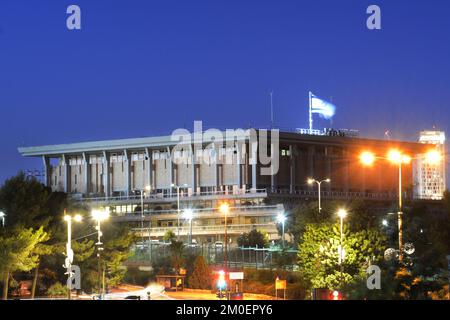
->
(310, 93, 336, 119)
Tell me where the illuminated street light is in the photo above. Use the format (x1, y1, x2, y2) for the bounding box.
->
(360, 149, 412, 263)
(276, 213, 287, 248)
(382, 219, 388, 227)
(307, 178, 331, 213)
(0, 211, 6, 227)
(183, 209, 194, 245)
(139, 185, 151, 248)
(219, 202, 230, 272)
(172, 183, 188, 240)
(360, 151, 375, 166)
(337, 209, 347, 289)
(91, 208, 110, 299)
(63, 211, 82, 300)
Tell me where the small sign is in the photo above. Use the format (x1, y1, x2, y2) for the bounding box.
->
(229, 272, 244, 280)
(275, 279, 287, 290)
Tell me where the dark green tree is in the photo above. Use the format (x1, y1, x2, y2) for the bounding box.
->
(237, 229, 268, 248)
(188, 256, 211, 289)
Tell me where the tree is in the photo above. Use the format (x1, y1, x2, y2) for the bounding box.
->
(297, 223, 386, 291)
(163, 230, 176, 243)
(0, 173, 52, 228)
(169, 240, 185, 273)
(237, 229, 268, 248)
(0, 227, 48, 299)
(188, 256, 211, 289)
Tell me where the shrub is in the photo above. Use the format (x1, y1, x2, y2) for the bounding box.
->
(188, 256, 211, 289)
(46, 282, 68, 297)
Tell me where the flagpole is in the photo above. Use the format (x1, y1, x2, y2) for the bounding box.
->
(309, 91, 313, 134)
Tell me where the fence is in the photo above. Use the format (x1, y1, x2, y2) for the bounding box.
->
(126, 243, 298, 270)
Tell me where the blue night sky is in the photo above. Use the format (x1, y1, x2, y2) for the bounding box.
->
(0, 0, 449, 185)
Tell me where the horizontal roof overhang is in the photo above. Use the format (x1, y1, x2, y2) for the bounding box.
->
(18, 130, 252, 157)
(17, 129, 428, 158)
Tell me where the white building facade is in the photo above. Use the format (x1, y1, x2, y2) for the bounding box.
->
(413, 131, 446, 200)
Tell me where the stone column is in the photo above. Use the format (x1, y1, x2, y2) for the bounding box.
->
(42, 156, 51, 188)
(167, 147, 174, 187)
(236, 142, 242, 188)
(190, 145, 197, 193)
(250, 141, 257, 192)
(123, 149, 131, 197)
(102, 151, 110, 198)
(62, 154, 70, 194)
(145, 148, 153, 189)
(82, 152, 91, 195)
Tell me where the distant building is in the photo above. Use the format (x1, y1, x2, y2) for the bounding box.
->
(18, 128, 431, 244)
(413, 131, 446, 200)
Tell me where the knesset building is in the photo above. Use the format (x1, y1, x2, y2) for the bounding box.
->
(19, 128, 430, 244)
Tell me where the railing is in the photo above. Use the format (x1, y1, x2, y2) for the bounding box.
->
(78, 188, 268, 203)
(112, 204, 283, 219)
(132, 223, 278, 236)
(269, 189, 401, 200)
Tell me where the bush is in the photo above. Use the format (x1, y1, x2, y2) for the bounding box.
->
(188, 256, 211, 290)
(46, 282, 68, 297)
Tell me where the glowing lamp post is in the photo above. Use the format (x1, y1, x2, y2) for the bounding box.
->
(140, 185, 151, 247)
(337, 209, 347, 289)
(276, 213, 287, 248)
(63, 212, 82, 300)
(219, 203, 230, 271)
(307, 178, 330, 213)
(172, 183, 188, 240)
(182, 209, 194, 245)
(0, 211, 5, 227)
(91, 208, 110, 299)
(360, 149, 441, 263)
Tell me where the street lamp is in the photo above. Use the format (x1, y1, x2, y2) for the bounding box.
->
(91, 208, 110, 299)
(63, 212, 82, 300)
(182, 209, 194, 245)
(337, 209, 347, 289)
(0, 211, 5, 227)
(307, 178, 331, 213)
(219, 203, 230, 271)
(172, 183, 188, 240)
(276, 213, 287, 248)
(140, 185, 151, 247)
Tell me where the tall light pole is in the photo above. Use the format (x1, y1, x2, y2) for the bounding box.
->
(63, 212, 82, 300)
(172, 183, 188, 240)
(0, 211, 5, 227)
(183, 209, 194, 245)
(219, 203, 230, 272)
(276, 213, 287, 248)
(307, 178, 331, 213)
(140, 185, 151, 248)
(387, 150, 412, 264)
(360, 150, 415, 263)
(337, 209, 347, 290)
(92, 208, 110, 299)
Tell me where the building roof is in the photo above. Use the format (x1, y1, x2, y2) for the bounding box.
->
(18, 129, 428, 157)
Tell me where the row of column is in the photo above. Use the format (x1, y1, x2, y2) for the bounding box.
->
(43, 143, 259, 197)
